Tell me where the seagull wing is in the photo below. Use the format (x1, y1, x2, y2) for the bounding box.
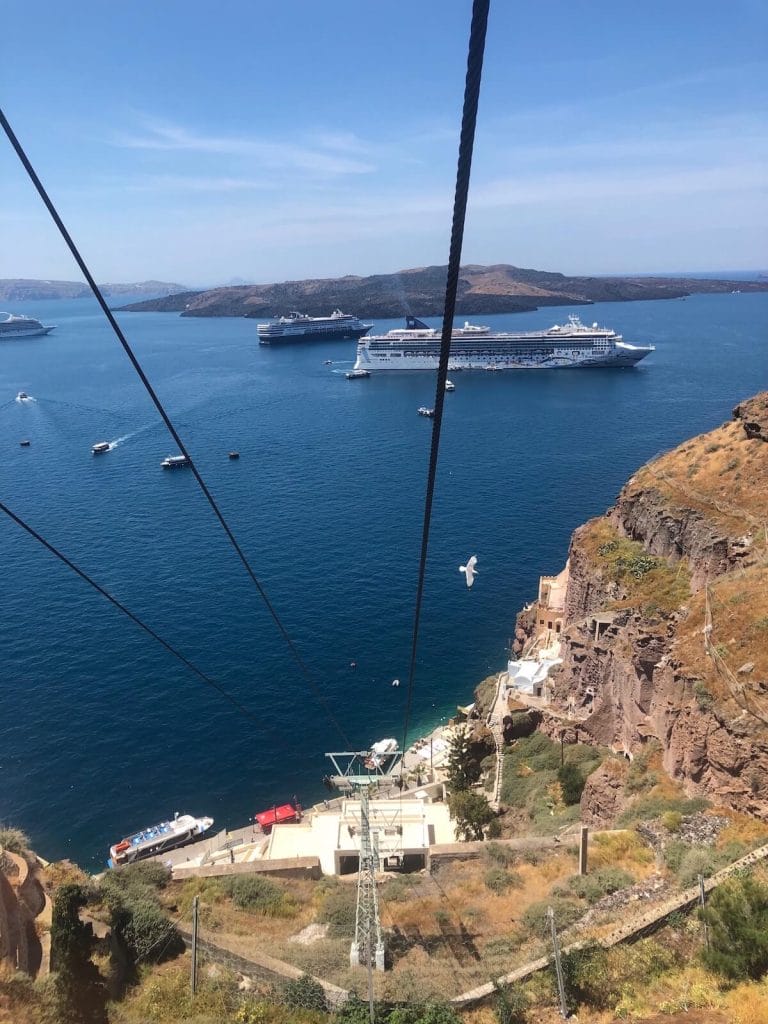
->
(467, 555, 478, 570)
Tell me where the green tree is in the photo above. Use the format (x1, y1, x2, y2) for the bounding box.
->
(557, 763, 586, 805)
(700, 873, 768, 981)
(493, 980, 528, 1024)
(448, 790, 495, 841)
(48, 884, 107, 1024)
(445, 727, 479, 792)
(282, 973, 328, 1013)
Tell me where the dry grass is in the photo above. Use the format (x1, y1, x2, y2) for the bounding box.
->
(590, 831, 655, 874)
(675, 563, 768, 703)
(632, 418, 768, 535)
(578, 519, 691, 614)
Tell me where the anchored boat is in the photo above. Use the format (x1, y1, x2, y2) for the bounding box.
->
(108, 811, 214, 867)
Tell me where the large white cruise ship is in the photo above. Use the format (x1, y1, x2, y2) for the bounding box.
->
(0, 312, 56, 339)
(352, 315, 654, 372)
(257, 309, 371, 345)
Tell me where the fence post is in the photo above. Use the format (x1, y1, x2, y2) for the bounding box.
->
(548, 906, 568, 1019)
(191, 895, 199, 994)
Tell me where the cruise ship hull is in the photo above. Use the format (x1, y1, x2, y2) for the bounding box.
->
(259, 325, 371, 345)
(352, 317, 654, 372)
(0, 325, 56, 339)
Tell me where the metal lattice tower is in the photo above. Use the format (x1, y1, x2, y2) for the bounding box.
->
(350, 783, 385, 971)
(325, 748, 402, 974)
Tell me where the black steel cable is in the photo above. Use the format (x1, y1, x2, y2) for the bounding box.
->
(0, 499, 265, 725)
(0, 106, 349, 746)
(400, 0, 490, 756)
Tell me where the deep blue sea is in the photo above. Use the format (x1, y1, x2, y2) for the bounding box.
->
(1, 292, 766, 868)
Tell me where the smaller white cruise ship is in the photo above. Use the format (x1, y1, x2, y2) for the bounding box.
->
(0, 312, 56, 339)
(353, 315, 654, 372)
(257, 309, 371, 345)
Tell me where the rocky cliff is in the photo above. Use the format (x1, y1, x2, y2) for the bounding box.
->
(529, 394, 768, 819)
(117, 264, 768, 318)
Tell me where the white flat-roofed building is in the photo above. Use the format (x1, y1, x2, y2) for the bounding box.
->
(265, 796, 454, 876)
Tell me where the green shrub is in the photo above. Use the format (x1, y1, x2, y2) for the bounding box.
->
(281, 973, 328, 1013)
(223, 874, 290, 915)
(568, 867, 634, 904)
(0, 826, 29, 854)
(318, 886, 357, 938)
(388, 1004, 462, 1024)
(521, 898, 582, 938)
(694, 682, 715, 711)
(557, 763, 586, 805)
(701, 874, 768, 980)
(118, 897, 183, 963)
(487, 818, 502, 838)
(484, 842, 516, 867)
(661, 810, 683, 832)
(676, 847, 720, 887)
(484, 867, 523, 894)
(493, 980, 528, 1024)
(619, 794, 709, 824)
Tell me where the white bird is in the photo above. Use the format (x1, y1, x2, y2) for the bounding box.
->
(459, 555, 479, 588)
(392, 678, 400, 688)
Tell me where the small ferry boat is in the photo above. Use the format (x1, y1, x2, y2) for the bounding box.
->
(345, 368, 370, 380)
(20, 439, 31, 447)
(108, 811, 214, 867)
(364, 738, 398, 770)
(16, 391, 31, 401)
(445, 380, 455, 391)
(92, 442, 110, 455)
(161, 455, 191, 469)
(417, 406, 435, 417)
(254, 803, 299, 834)
(228, 451, 240, 460)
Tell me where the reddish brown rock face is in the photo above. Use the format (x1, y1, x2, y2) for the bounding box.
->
(523, 392, 768, 821)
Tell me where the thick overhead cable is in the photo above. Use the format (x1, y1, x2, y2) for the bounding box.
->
(400, 0, 490, 755)
(0, 499, 262, 726)
(0, 106, 349, 746)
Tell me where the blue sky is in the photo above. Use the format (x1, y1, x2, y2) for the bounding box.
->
(2, 0, 766, 285)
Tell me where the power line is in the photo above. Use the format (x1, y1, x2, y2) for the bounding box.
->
(0, 105, 349, 747)
(1, 499, 262, 727)
(400, 0, 490, 754)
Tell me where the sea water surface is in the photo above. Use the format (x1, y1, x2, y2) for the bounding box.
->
(0, 292, 766, 867)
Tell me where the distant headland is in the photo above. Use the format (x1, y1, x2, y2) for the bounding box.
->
(0, 279, 187, 302)
(116, 264, 768, 319)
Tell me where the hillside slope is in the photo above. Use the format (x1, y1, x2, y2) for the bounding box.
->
(526, 393, 768, 819)
(117, 264, 768, 318)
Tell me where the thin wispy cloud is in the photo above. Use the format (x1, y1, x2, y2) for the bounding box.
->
(113, 116, 376, 175)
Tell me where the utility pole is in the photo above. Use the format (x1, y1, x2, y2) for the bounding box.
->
(190, 895, 199, 995)
(548, 906, 568, 1019)
(698, 874, 709, 949)
(579, 825, 589, 876)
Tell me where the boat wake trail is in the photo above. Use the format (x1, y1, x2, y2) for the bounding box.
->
(108, 434, 133, 450)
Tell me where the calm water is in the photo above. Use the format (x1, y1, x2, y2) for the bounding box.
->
(0, 292, 766, 867)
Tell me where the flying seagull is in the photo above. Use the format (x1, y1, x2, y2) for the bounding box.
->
(459, 555, 478, 588)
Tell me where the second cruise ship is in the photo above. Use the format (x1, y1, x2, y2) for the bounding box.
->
(352, 315, 653, 372)
(257, 309, 371, 345)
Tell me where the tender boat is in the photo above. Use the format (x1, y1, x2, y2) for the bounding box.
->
(1, 312, 56, 339)
(161, 455, 191, 469)
(228, 451, 240, 460)
(364, 738, 398, 769)
(16, 391, 31, 401)
(417, 406, 435, 417)
(445, 380, 455, 391)
(20, 439, 31, 447)
(108, 811, 214, 867)
(92, 442, 110, 455)
(345, 368, 370, 380)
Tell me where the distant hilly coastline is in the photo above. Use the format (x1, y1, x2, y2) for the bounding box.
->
(0, 279, 187, 302)
(116, 264, 768, 319)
